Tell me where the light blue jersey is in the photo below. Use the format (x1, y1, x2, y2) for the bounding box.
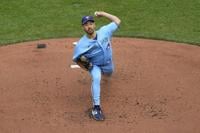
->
(73, 22, 119, 105)
(73, 22, 118, 73)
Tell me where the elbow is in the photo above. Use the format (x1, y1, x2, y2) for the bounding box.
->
(114, 17, 121, 26)
(117, 18, 121, 25)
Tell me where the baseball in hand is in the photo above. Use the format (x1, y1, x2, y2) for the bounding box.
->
(94, 11, 100, 17)
(94, 11, 98, 16)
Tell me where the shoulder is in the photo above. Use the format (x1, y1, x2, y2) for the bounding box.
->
(78, 35, 87, 43)
(76, 35, 87, 46)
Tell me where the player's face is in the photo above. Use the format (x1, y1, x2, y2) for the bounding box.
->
(82, 21, 96, 35)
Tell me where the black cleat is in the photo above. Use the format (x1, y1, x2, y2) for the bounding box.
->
(90, 105, 105, 121)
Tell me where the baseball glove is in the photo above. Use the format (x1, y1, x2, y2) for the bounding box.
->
(77, 55, 93, 71)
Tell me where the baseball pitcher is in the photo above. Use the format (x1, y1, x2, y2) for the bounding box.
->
(73, 11, 121, 121)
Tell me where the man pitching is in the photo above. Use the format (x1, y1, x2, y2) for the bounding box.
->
(73, 11, 121, 121)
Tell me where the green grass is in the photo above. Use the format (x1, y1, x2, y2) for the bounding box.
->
(0, 0, 200, 46)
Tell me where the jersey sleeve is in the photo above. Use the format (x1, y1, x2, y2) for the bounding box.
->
(73, 38, 85, 62)
(99, 22, 119, 38)
(72, 36, 93, 62)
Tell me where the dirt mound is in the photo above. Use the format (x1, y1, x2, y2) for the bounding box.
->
(0, 38, 200, 133)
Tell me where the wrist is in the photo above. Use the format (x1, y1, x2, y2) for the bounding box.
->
(100, 11, 108, 17)
(95, 11, 106, 17)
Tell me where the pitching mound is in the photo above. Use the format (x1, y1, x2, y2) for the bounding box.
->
(0, 38, 200, 133)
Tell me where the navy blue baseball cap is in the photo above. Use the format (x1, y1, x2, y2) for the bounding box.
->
(81, 16, 94, 25)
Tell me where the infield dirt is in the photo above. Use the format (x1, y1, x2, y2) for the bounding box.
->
(0, 38, 200, 133)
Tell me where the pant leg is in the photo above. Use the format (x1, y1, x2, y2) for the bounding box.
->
(101, 61, 114, 74)
(89, 65, 102, 106)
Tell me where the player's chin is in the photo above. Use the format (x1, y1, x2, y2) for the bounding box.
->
(87, 30, 94, 35)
